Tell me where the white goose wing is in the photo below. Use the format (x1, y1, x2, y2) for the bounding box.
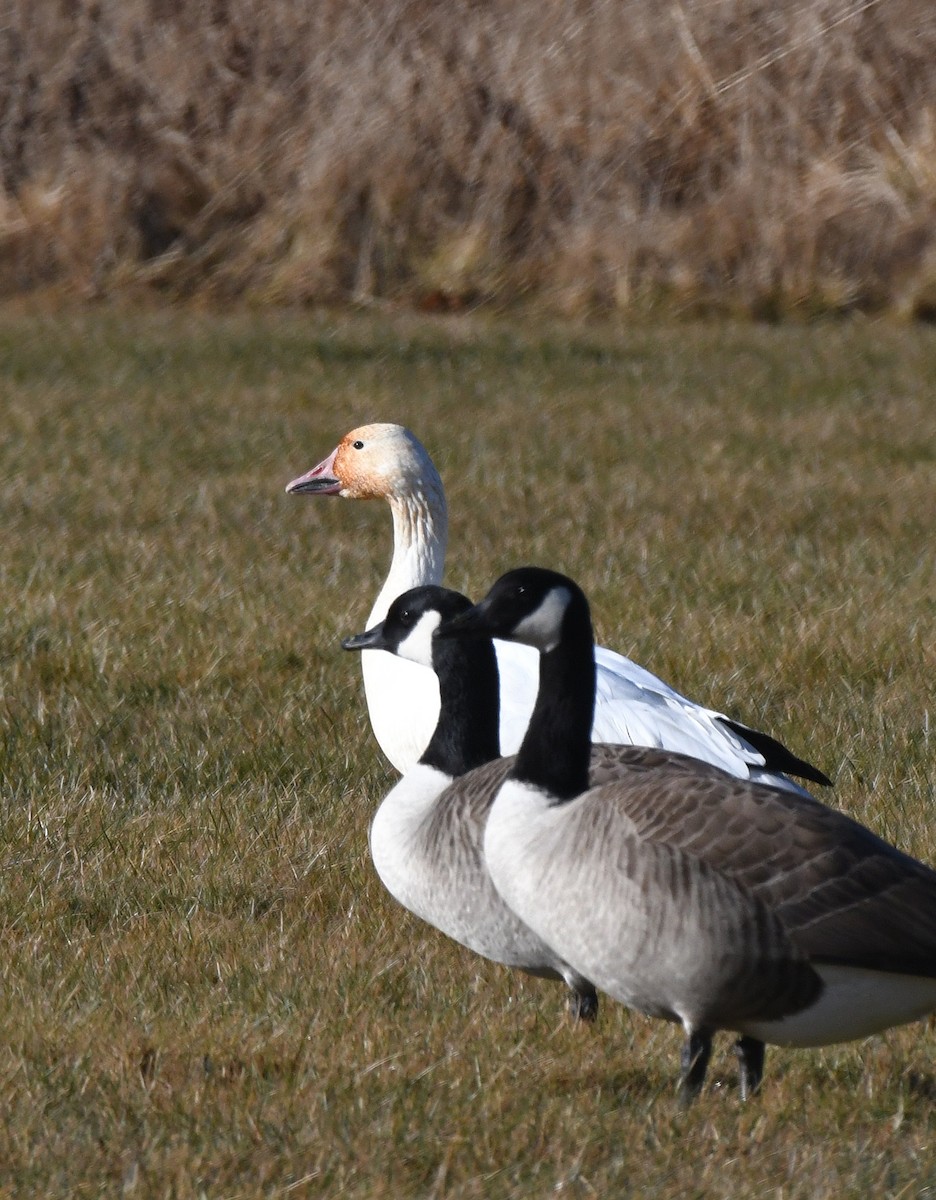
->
(494, 640, 826, 795)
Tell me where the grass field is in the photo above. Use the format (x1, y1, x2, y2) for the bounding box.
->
(1, 304, 936, 1197)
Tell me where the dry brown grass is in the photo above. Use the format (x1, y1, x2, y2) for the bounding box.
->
(4, 0, 936, 315)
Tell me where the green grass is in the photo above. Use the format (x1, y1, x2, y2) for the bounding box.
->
(1, 305, 936, 1197)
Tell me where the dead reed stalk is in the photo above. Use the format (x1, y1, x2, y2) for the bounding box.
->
(3, 0, 936, 315)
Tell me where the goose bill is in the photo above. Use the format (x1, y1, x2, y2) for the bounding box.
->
(342, 623, 389, 653)
(286, 447, 341, 495)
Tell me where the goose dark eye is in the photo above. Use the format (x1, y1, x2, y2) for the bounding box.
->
(352, 440, 364, 450)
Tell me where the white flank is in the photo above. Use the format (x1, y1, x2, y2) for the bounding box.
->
(742, 966, 936, 1047)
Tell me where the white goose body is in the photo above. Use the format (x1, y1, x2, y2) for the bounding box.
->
(441, 568, 936, 1099)
(287, 424, 831, 794)
(342, 587, 597, 1020)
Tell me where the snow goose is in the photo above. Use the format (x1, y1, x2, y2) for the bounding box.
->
(286, 423, 830, 792)
(440, 567, 936, 1102)
(342, 584, 598, 1021)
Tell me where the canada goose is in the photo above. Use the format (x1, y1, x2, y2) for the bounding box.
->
(440, 567, 936, 1101)
(286, 424, 830, 792)
(342, 584, 598, 1021)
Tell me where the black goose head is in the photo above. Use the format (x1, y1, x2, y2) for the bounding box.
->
(342, 585, 475, 669)
(440, 567, 594, 799)
(438, 567, 587, 653)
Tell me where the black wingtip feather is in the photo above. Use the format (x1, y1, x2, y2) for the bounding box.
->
(717, 717, 834, 787)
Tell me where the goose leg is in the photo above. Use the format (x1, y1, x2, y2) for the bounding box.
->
(678, 1029, 712, 1104)
(568, 982, 599, 1023)
(735, 1036, 765, 1101)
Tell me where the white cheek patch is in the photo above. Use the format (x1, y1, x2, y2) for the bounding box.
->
(511, 586, 571, 651)
(396, 609, 442, 667)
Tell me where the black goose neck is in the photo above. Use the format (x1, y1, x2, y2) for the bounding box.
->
(513, 595, 595, 802)
(420, 634, 500, 776)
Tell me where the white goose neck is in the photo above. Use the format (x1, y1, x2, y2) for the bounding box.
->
(369, 482, 448, 625)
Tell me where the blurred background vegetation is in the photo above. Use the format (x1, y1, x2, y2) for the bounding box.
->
(3, 0, 936, 317)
